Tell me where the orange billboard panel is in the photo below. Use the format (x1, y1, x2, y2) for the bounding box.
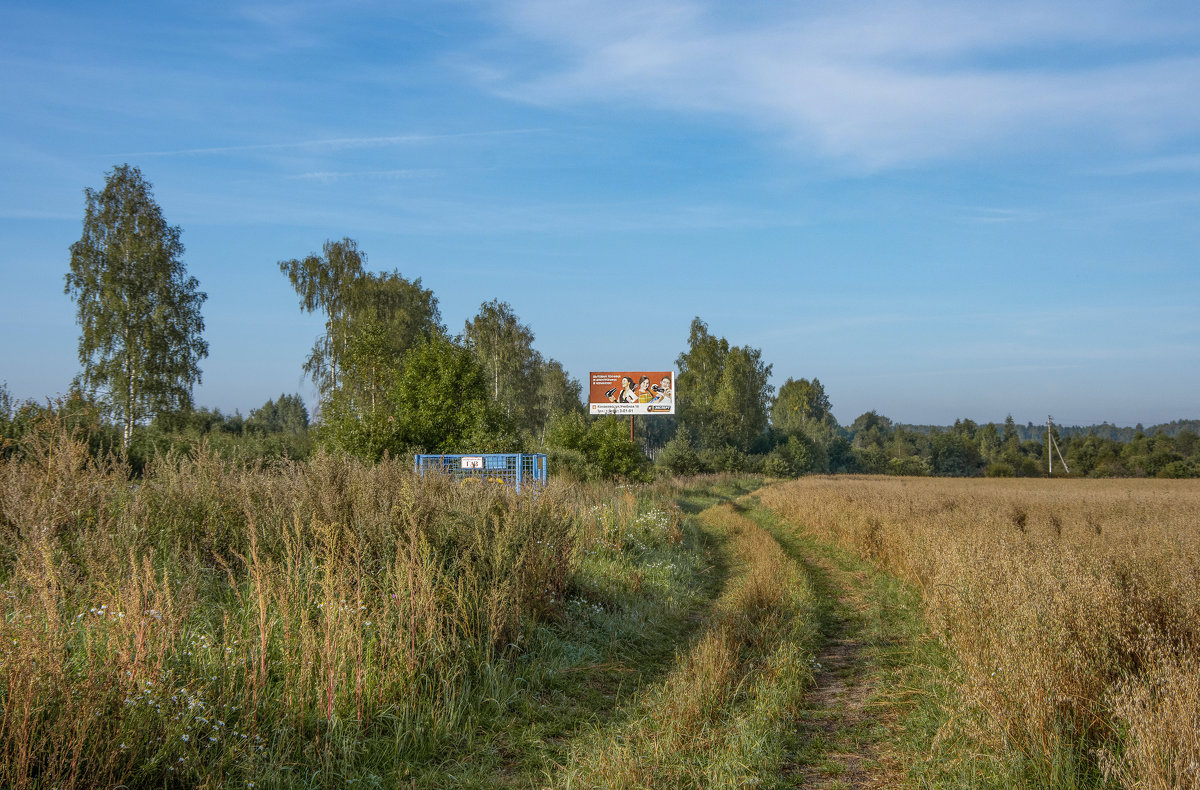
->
(588, 371, 675, 415)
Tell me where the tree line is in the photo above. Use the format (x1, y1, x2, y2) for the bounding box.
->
(5, 163, 1197, 480)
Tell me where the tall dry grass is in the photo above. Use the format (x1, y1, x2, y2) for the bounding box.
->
(0, 424, 589, 789)
(757, 475, 1200, 787)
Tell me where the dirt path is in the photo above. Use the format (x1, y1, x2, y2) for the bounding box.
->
(493, 490, 917, 790)
(791, 562, 891, 788)
(747, 508, 907, 790)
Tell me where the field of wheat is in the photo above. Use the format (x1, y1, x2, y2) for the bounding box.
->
(757, 475, 1200, 788)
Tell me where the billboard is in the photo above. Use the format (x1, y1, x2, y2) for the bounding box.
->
(589, 371, 675, 415)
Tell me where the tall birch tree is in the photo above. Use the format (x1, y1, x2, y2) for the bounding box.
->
(65, 164, 208, 447)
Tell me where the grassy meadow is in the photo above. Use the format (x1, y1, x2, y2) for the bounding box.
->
(1, 425, 580, 788)
(5, 416, 1199, 789)
(757, 475, 1200, 788)
(1, 421, 808, 788)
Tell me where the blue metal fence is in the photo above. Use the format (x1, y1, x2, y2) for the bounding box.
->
(413, 453, 548, 492)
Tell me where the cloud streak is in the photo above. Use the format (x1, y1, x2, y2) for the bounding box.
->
(475, 0, 1200, 169)
(288, 168, 440, 182)
(119, 128, 550, 158)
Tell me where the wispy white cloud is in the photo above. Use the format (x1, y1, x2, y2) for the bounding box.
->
(231, 4, 328, 51)
(472, 0, 1200, 169)
(1092, 154, 1200, 175)
(170, 184, 810, 235)
(288, 169, 440, 182)
(119, 128, 550, 158)
(963, 207, 1045, 223)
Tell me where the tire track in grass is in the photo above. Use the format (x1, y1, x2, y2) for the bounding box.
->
(552, 499, 820, 789)
(745, 498, 914, 790)
(472, 495, 734, 789)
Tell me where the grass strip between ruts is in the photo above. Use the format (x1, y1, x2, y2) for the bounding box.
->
(553, 496, 820, 789)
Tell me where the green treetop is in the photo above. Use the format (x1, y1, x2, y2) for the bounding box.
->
(65, 164, 208, 447)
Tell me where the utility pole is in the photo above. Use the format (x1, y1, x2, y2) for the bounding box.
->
(1047, 415, 1070, 476)
(1048, 416, 1052, 476)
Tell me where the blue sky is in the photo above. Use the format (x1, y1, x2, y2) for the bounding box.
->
(1, 0, 1197, 426)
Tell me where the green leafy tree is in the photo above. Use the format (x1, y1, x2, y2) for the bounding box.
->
(65, 164, 208, 447)
(849, 411, 893, 449)
(279, 239, 441, 405)
(391, 335, 514, 453)
(535, 358, 584, 443)
(676, 317, 773, 453)
(848, 411, 894, 473)
(247, 394, 309, 435)
(657, 426, 703, 476)
(764, 433, 820, 478)
(1175, 430, 1198, 457)
(317, 334, 514, 460)
(461, 300, 548, 440)
(1002, 414, 1020, 447)
(676, 318, 726, 448)
(978, 422, 1001, 462)
(930, 430, 984, 476)
(771, 377, 832, 435)
(278, 238, 366, 396)
(770, 376, 840, 472)
(341, 272, 442, 410)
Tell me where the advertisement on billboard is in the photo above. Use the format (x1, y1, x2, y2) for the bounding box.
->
(589, 371, 675, 415)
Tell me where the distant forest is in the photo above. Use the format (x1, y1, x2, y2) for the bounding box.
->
(7, 164, 1198, 481)
(900, 419, 1200, 443)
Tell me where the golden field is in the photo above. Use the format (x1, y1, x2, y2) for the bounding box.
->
(757, 475, 1200, 788)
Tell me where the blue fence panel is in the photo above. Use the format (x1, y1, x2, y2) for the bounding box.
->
(413, 453, 548, 492)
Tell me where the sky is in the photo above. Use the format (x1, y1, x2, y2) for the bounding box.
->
(1, 0, 1198, 427)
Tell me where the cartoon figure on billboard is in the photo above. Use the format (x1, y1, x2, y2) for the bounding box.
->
(619, 376, 638, 403)
(590, 371, 675, 415)
(651, 375, 673, 404)
(605, 376, 639, 403)
(636, 375, 655, 403)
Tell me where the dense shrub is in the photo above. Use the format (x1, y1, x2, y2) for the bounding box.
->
(546, 412, 651, 482)
(657, 428, 703, 477)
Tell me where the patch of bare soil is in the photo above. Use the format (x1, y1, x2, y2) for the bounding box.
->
(787, 559, 904, 789)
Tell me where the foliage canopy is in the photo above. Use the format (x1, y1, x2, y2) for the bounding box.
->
(65, 164, 208, 446)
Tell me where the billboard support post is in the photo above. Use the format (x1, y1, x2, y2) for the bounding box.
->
(630, 414, 635, 442)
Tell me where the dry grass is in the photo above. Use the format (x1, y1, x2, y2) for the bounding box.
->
(0, 424, 615, 789)
(757, 475, 1200, 787)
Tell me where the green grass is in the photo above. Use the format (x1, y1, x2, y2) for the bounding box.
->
(548, 491, 819, 789)
(392, 473, 825, 790)
(375, 477, 764, 788)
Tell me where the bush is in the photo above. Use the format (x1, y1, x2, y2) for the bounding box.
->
(888, 455, 931, 476)
(986, 461, 1016, 477)
(547, 413, 652, 482)
(1158, 460, 1200, 478)
(657, 429, 703, 476)
(699, 446, 751, 474)
(762, 451, 795, 478)
(547, 446, 591, 482)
